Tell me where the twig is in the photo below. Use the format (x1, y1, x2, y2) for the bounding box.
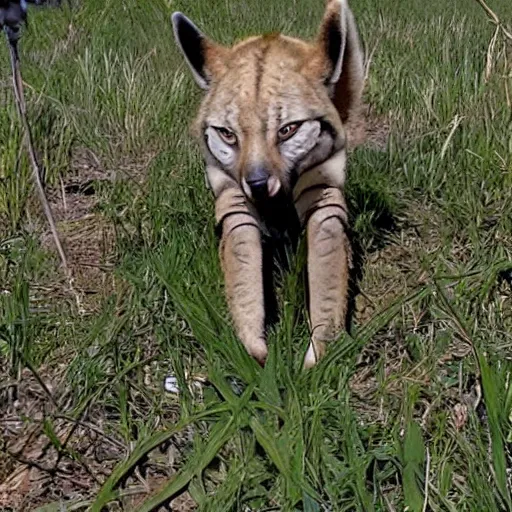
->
(54, 414, 128, 451)
(16, 349, 60, 409)
(474, 0, 512, 41)
(440, 114, 464, 160)
(422, 447, 431, 512)
(7, 449, 55, 474)
(4, 29, 84, 313)
(6, 35, 67, 270)
(504, 48, 511, 108)
(474, 0, 512, 116)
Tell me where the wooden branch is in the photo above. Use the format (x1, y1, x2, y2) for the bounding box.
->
(474, 0, 512, 42)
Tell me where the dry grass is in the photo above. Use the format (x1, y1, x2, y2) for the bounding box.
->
(1, 0, 511, 510)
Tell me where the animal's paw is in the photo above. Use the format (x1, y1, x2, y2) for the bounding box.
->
(303, 340, 326, 369)
(246, 338, 268, 367)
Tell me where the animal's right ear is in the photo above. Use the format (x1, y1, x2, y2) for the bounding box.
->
(172, 12, 226, 90)
(315, 0, 364, 122)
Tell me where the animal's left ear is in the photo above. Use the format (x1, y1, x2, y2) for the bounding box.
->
(316, 0, 364, 122)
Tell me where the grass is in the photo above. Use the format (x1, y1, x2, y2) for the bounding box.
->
(0, 0, 511, 510)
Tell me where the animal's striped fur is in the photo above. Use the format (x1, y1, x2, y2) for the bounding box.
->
(172, 0, 364, 368)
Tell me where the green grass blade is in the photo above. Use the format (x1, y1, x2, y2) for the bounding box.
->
(401, 421, 425, 512)
(250, 416, 291, 478)
(132, 416, 238, 512)
(477, 349, 512, 509)
(303, 492, 321, 512)
(249, 417, 321, 506)
(90, 404, 230, 512)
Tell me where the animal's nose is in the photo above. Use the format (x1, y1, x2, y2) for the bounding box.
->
(245, 168, 269, 198)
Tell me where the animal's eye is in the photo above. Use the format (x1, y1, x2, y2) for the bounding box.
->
(278, 123, 301, 142)
(215, 127, 237, 146)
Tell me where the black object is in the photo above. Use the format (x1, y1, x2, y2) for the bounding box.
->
(1, 0, 65, 44)
(0, 1, 27, 42)
(0, 1, 28, 27)
(499, 268, 512, 288)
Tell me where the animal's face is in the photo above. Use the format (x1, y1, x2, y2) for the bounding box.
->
(173, 1, 363, 203)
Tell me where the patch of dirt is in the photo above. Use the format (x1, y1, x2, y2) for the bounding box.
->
(37, 147, 156, 313)
(0, 364, 119, 511)
(348, 208, 432, 421)
(0, 361, 197, 511)
(34, 147, 115, 313)
(122, 477, 197, 512)
(354, 236, 431, 325)
(347, 202, 486, 431)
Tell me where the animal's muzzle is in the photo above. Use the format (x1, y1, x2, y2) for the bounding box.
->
(243, 167, 281, 200)
(246, 168, 269, 199)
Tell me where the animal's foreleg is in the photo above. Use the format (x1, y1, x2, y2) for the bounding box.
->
(302, 188, 351, 368)
(216, 188, 267, 365)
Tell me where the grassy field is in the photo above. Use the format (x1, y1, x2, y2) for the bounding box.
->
(1, 0, 511, 510)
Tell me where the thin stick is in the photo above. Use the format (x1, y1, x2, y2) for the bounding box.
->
(15, 349, 60, 409)
(7, 35, 70, 274)
(504, 48, 511, 108)
(474, 0, 512, 41)
(440, 114, 464, 160)
(422, 447, 431, 512)
(5, 30, 84, 313)
(54, 414, 128, 451)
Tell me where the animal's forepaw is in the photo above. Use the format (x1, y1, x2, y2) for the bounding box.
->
(303, 340, 326, 369)
(246, 338, 268, 367)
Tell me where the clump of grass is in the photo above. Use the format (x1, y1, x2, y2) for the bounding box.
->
(1, 0, 511, 510)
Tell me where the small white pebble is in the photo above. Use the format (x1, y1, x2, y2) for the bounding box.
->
(164, 375, 179, 394)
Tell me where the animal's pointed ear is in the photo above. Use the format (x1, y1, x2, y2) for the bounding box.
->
(172, 12, 226, 90)
(317, 0, 364, 121)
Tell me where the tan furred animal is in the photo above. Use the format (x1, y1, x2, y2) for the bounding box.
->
(172, 0, 364, 368)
